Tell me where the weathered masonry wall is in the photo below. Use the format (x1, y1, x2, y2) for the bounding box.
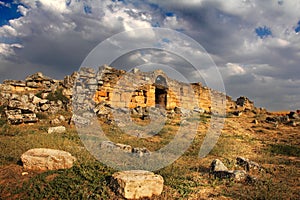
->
(76, 65, 236, 113)
(0, 72, 77, 124)
(0, 65, 256, 124)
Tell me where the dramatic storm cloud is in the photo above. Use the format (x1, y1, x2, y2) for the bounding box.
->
(0, 0, 299, 111)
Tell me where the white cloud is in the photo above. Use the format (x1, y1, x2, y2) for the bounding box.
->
(148, 0, 204, 7)
(0, 43, 23, 58)
(162, 15, 190, 30)
(17, 5, 29, 16)
(266, 38, 290, 48)
(38, 0, 69, 13)
(0, 25, 18, 37)
(225, 63, 246, 76)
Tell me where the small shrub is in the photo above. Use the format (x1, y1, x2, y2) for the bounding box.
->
(36, 112, 48, 120)
(35, 91, 43, 99)
(47, 88, 69, 103)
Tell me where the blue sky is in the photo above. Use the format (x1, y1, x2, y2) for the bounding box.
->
(0, 0, 300, 111)
(0, 0, 22, 26)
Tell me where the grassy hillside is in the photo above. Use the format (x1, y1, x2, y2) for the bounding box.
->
(0, 112, 299, 199)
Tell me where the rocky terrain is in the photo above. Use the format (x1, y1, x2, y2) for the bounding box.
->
(0, 66, 299, 199)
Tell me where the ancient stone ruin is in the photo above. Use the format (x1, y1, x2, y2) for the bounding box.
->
(73, 65, 235, 114)
(0, 71, 77, 124)
(0, 65, 260, 125)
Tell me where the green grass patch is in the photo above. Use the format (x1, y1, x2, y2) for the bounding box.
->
(46, 88, 69, 103)
(9, 162, 115, 200)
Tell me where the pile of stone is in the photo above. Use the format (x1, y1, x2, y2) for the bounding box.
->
(0, 72, 59, 93)
(0, 72, 75, 124)
(210, 159, 247, 181)
(236, 96, 255, 110)
(2, 93, 67, 124)
(209, 157, 260, 182)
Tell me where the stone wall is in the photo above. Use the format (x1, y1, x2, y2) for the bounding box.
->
(0, 65, 257, 124)
(74, 65, 241, 114)
(0, 72, 75, 124)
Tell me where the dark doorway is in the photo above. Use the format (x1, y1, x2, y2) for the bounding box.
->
(155, 75, 167, 108)
(155, 88, 167, 108)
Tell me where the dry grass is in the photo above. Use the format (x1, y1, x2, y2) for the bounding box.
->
(0, 112, 299, 199)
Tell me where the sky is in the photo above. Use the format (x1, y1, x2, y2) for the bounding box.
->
(0, 0, 300, 111)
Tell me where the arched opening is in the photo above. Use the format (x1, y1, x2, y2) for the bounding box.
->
(154, 75, 167, 108)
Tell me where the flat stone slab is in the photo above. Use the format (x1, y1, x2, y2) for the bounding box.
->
(112, 170, 164, 199)
(21, 148, 76, 171)
(48, 126, 66, 134)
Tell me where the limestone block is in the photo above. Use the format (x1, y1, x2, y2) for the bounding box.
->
(48, 126, 66, 134)
(32, 96, 42, 104)
(23, 113, 38, 123)
(21, 148, 76, 171)
(40, 104, 50, 111)
(112, 170, 164, 199)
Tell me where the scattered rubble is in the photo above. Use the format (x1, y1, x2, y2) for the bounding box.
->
(265, 111, 299, 127)
(100, 141, 151, 157)
(209, 158, 260, 182)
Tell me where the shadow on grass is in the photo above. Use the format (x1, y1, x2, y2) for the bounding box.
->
(268, 144, 300, 157)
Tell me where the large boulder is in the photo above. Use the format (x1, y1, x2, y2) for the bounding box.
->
(112, 170, 164, 199)
(209, 159, 248, 182)
(21, 148, 76, 171)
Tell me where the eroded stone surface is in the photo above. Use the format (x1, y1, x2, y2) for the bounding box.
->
(48, 126, 66, 134)
(21, 148, 76, 171)
(112, 170, 164, 199)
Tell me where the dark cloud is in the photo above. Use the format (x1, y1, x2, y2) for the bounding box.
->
(0, 0, 299, 110)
